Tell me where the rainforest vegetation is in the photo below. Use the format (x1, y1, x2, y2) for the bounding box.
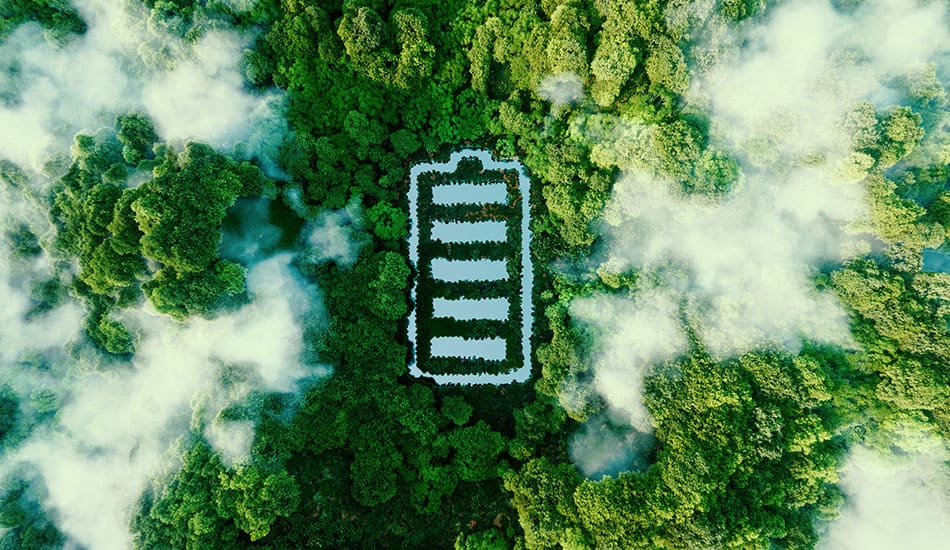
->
(0, 0, 947, 549)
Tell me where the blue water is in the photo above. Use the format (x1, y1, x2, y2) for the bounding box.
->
(430, 337, 506, 361)
(430, 258, 508, 282)
(923, 249, 950, 273)
(408, 149, 534, 385)
(432, 297, 509, 321)
(430, 220, 507, 243)
(431, 182, 507, 205)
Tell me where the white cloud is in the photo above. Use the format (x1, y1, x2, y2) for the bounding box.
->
(4, 254, 330, 549)
(0, 0, 285, 175)
(539, 72, 585, 106)
(0, 3, 342, 529)
(304, 198, 366, 268)
(568, 415, 654, 479)
(572, 290, 686, 432)
(570, 0, 949, 436)
(818, 442, 950, 550)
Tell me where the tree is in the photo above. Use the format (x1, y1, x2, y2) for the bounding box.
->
(455, 528, 509, 550)
(0, 0, 86, 41)
(435, 421, 506, 483)
(368, 251, 410, 321)
(5, 224, 41, 258)
(216, 466, 301, 541)
(0, 478, 65, 550)
(440, 396, 473, 427)
(877, 106, 924, 167)
(143, 261, 246, 320)
(720, 0, 769, 21)
(337, 4, 435, 89)
(392, 8, 435, 89)
(132, 441, 239, 549)
(0, 387, 17, 444)
(645, 37, 688, 95)
(365, 201, 407, 241)
(85, 315, 135, 355)
(133, 144, 244, 274)
(388, 128, 421, 158)
(591, 34, 638, 107)
(505, 458, 588, 549)
(349, 421, 402, 506)
(546, 3, 590, 79)
(116, 114, 158, 166)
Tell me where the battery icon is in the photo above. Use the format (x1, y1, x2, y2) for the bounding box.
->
(408, 149, 533, 384)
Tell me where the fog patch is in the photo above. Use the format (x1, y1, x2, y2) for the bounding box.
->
(571, 290, 687, 432)
(0, 0, 286, 175)
(303, 198, 365, 268)
(2, 254, 331, 549)
(818, 441, 950, 550)
(142, 30, 286, 166)
(690, 0, 948, 167)
(0, 175, 83, 367)
(923, 248, 950, 273)
(569, 415, 654, 479)
(220, 197, 305, 265)
(568, 0, 948, 439)
(539, 72, 584, 106)
(215, 0, 260, 14)
(599, 168, 862, 360)
(203, 419, 256, 467)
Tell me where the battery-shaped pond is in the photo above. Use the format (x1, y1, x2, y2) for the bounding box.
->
(407, 149, 533, 385)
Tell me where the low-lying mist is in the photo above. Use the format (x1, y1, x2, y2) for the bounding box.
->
(0, 2, 338, 547)
(0, 200, 345, 549)
(566, 0, 948, 483)
(6, 255, 327, 548)
(818, 435, 950, 550)
(0, 0, 285, 177)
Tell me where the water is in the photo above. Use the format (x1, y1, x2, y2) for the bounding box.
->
(430, 258, 508, 282)
(430, 221, 507, 243)
(432, 297, 509, 321)
(431, 182, 507, 205)
(407, 149, 534, 385)
(430, 337, 506, 361)
(923, 249, 950, 273)
(220, 197, 304, 263)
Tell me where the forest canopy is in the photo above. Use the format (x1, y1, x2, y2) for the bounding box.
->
(0, 0, 948, 549)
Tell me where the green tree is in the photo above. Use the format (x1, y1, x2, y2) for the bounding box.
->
(0, 478, 65, 550)
(143, 261, 246, 320)
(436, 421, 506, 483)
(132, 441, 239, 549)
(216, 466, 301, 541)
(368, 251, 410, 321)
(546, 3, 590, 78)
(116, 114, 158, 166)
(645, 36, 688, 95)
(505, 458, 588, 549)
(133, 144, 244, 274)
(591, 33, 638, 107)
(0, 387, 17, 444)
(440, 396, 473, 427)
(365, 201, 407, 241)
(455, 528, 510, 550)
(389, 128, 421, 158)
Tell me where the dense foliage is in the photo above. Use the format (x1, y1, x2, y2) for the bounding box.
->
(1, 0, 947, 549)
